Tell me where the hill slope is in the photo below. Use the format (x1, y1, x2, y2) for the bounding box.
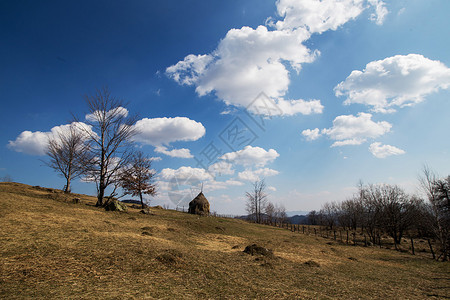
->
(0, 182, 448, 299)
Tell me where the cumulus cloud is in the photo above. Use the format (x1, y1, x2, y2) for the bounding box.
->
(318, 113, 391, 147)
(154, 146, 193, 159)
(167, 26, 321, 117)
(8, 122, 93, 156)
(238, 168, 280, 182)
(208, 161, 235, 176)
(369, 142, 405, 158)
(302, 128, 321, 141)
(85, 106, 129, 122)
(133, 117, 205, 157)
(165, 54, 213, 86)
(274, 0, 365, 33)
(220, 145, 279, 167)
(335, 54, 450, 113)
(167, 1, 389, 116)
(367, 0, 388, 25)
(159, 166, 213, 184)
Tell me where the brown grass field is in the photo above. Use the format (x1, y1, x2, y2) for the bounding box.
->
(0, 182, 449, 299)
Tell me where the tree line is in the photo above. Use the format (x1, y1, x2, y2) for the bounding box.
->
(45, 88, 156, 209)
(311, 168, 449, 261)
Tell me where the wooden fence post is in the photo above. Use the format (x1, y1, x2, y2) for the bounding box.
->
(346, 231, 349, 244)
(314, 228, 317, 236)
(302, 226, 305, 234)
(353, 232, 356, 246)
(334, 230, 337, 241)
(410, 237, 415, 255)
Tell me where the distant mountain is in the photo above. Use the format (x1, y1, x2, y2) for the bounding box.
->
(286, 210, 310, 217)
(236, 213, 309, 225)
(121, 199, 141, 205)
(289, 215, 308, 225)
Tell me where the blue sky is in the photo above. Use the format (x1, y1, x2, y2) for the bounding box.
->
(1, 0, 449, 214)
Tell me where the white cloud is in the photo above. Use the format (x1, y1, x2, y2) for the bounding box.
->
(238, 168, 280, 182)
(133, 117, 205, 146)
(369, 142, 405, 158)
(319, 113, 391, 147)
(275, 0, 365, 33)
(8, 122, 93, 156)
(167, 0, 389, 117)
(267, 186, 277, 192)
(367, 0, 388, 25)
(167, 25, 322, 116)
(85, 106, 129, 122)
(159, 166, 213, 184)
(165, 54, 213, 85)
(203, 179, 245, 192)
(335, 54, 450, 113)
(154, 146, 193, 159)
(220, 145, 279, 167)
(208, 161, 235, 176)
(302, 128, 321, 141)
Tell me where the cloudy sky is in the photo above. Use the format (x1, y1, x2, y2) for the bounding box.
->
(1, 0, 449, 214)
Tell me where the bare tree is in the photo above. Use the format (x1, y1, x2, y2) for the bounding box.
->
(307, 210, 319, 225)
(45, 123, 91, 193)
(265, 201, 275, 223)
(0, 175, 13, 182)
(246, 179, 268, 224)
(274, 203, 287, 224)
(419, 166, 450, 261)
(319, 202, 339, 229)
(76, 88, 138, 206)
(120, 151, 157, 209)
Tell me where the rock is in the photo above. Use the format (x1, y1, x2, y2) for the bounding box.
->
(104, 199, 128, 212)
(140, 208, 151, 214)
(243, 244, 274, 257)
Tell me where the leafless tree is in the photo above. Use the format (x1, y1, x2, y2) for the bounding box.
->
(246, 179, 268, 223)
(120, 151, 157, 209)
(274, 203, 288, 224)
(45, 123, 91, 193)
(265, 201, 275, 223)
(319, 202, 339, 229)
(0, 175, 13, 182)
(419, 166, 450, 261)
(76, 87, 138, 206)
(307, 210, 319, 225)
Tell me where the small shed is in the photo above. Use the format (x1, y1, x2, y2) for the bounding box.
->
(188, 192, 210, 215)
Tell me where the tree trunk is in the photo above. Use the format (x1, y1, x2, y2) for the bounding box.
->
(65, 176, 71, 193)
(140, 192, 144, 209)
(96, 176, 105, 207)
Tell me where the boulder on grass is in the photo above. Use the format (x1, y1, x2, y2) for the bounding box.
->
(104, 199, 128, 212)
(243, 244, 274, 257)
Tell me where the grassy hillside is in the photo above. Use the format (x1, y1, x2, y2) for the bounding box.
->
(0, 182, 448, 299)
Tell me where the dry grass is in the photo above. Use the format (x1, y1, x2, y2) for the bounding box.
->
(0, 182, 449, 299)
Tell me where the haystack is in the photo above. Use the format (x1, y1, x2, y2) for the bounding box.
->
(188, 192, 210, 215)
